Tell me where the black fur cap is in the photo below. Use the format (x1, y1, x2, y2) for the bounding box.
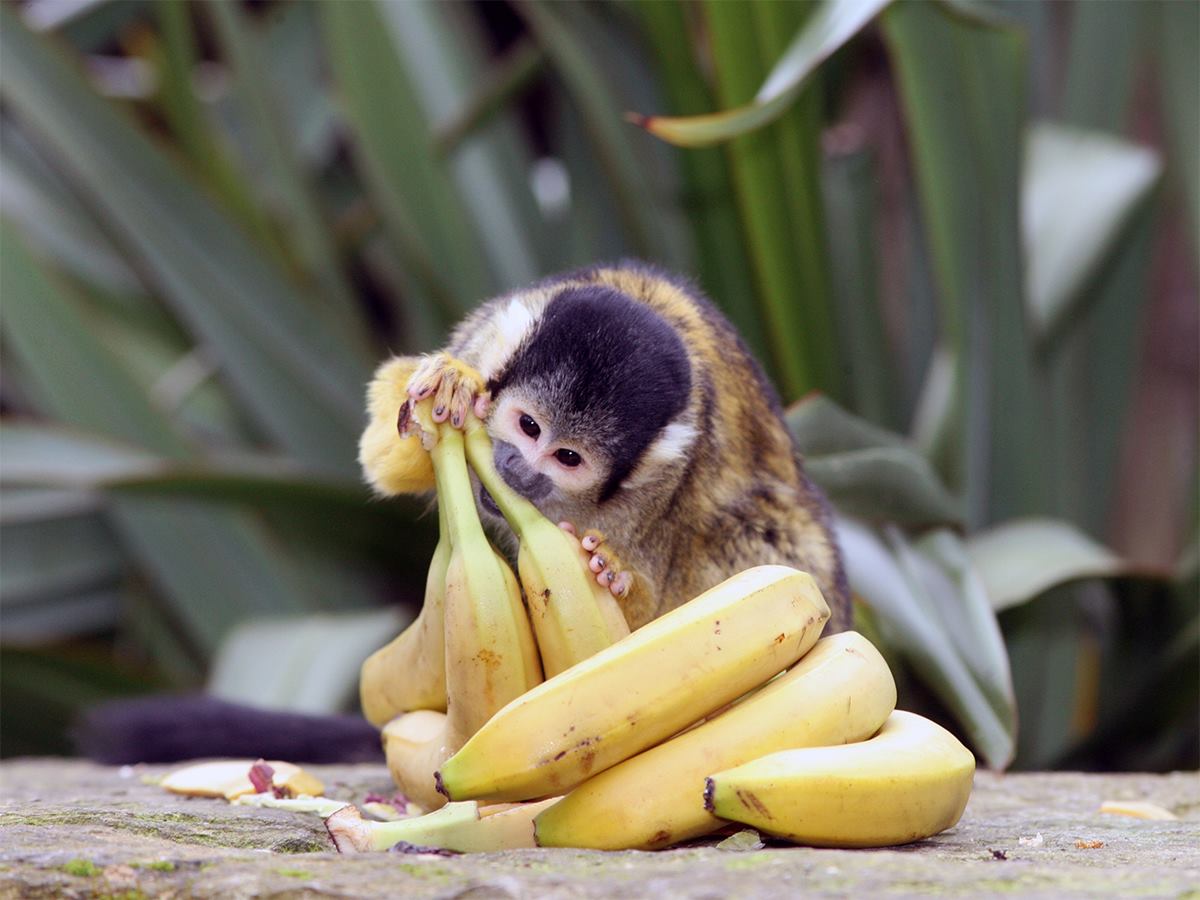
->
(490, 284, 691, 501)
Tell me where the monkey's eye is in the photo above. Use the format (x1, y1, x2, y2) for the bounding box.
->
(555, 448, 582, 468)
(519, 414, 541, 439)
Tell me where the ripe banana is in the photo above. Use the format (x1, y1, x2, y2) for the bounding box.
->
(437, 566, 830, 803)
(704, 709, 976, 848)
(382, 414, 542, 807)
(534, 631, 896, 850)
(326, 796, 560, 853)
(360, 497, 450, 724)
(463, 421, 629, 676)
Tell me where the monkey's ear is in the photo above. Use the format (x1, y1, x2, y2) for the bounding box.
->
(359, 357, 436, 495)
(619, 420, 699, 491)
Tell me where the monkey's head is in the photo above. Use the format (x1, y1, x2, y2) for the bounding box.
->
(480, 284, 695, 524)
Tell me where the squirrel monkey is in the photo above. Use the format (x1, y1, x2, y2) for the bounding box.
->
(361, 262, 850, 632)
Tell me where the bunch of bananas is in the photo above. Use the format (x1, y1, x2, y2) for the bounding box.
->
(355, 398, 975, 852)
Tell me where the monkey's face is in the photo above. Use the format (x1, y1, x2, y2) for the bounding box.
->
(483, 391, 610, 515)
(477, 284, 694, 525)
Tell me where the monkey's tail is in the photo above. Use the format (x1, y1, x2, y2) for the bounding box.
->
(73, 695, 383, 765)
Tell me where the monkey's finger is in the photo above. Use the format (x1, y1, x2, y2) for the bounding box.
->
(595, 569, 617, 589)
(449, 380, 475, 429)
(558, 521, 577, 535)
(431, 367, 459, 423)
(407, 354, 444, 399)
(610, 571, 633, 598)
(589, 553, 607, 574)
(580, 530, 605, 553)
(474, 395, 491, 420)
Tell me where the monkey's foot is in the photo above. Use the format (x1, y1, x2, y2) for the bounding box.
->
(406, 353, 488, 428)
(558, 523, 632, 599)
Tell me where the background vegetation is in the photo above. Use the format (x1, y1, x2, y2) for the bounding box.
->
(1, 0, 1195, 772)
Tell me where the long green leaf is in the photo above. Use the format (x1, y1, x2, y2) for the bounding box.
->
(822, 147, 895, 427)
(379, 1, 542, 290)
(966, 518, 1155, 613)
(634, 0, 890, 146)
(1, 223, 312, 653)
(881, 1, 1037, 525)
(1022, 123, 1161, 344)
(205, 0, 364, 334)
(516, 1, 667, 262)
(633, 1, 767, 369)
(0, 8, 369, 473)
(700, 0, 832, 402)
(838, 518, 1015, 768)
(321, 0, 490, 327)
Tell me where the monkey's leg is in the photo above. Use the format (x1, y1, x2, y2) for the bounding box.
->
(407, 352, 488, 428)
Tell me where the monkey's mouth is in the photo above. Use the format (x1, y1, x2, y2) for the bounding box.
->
(478, 484, 501, 517)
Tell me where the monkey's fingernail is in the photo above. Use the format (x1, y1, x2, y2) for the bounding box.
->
(558, 522, 576, 535)
(590, 555, 605, 573)
(451, 413, 462, 427)
(582, 536, 599, 551)
(604, 571, 615, 585)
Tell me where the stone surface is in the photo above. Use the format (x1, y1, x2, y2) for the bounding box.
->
(0, 759, 1196, 899)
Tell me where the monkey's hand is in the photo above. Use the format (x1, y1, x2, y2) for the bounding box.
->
(406, 352, 489, 429)
(556, 523, 633, 600)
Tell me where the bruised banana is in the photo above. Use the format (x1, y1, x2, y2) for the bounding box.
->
(534, 631, 896, 850)
(437, 566, 830, 803)
(384, 413, 542, 809)
(360, 495, 450, 724)
(463, 421, 629, 676)
(705, 710, 976, 848)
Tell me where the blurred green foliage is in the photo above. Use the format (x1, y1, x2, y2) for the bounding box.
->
(0, 0, 1195, 771)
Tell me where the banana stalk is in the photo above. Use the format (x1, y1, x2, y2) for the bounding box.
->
(704, 710, 976, 848)
(463, 422, 629, 676)
(437, 566, 830, 803)
(325, 797, 561, 853)
(534, 631, 896, 850)
(384, 412, 542, 808)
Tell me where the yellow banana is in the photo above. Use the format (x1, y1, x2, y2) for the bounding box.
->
(359, 496, 449, 724)
(382, 414, 542, 807)
(326, 796, 560, 853)
(534, 631, 896, 850)
(704, 710, 976, 848)
(437, 566, 830, 803)
(463, 422, 629, 676)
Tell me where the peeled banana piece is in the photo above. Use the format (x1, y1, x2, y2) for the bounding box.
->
(705, 710, 976, 848)
(534, 631, 896, 850)
(437, 566, 830, 803)
(463, 422, 629, 676)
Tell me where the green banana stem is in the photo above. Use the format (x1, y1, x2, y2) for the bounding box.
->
(326, 801, 480, 852)
(430, 425, 488, 551)
(463, 423, 541, 538)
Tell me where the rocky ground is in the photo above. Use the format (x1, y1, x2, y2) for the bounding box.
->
(0, 760, 1196, 899)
